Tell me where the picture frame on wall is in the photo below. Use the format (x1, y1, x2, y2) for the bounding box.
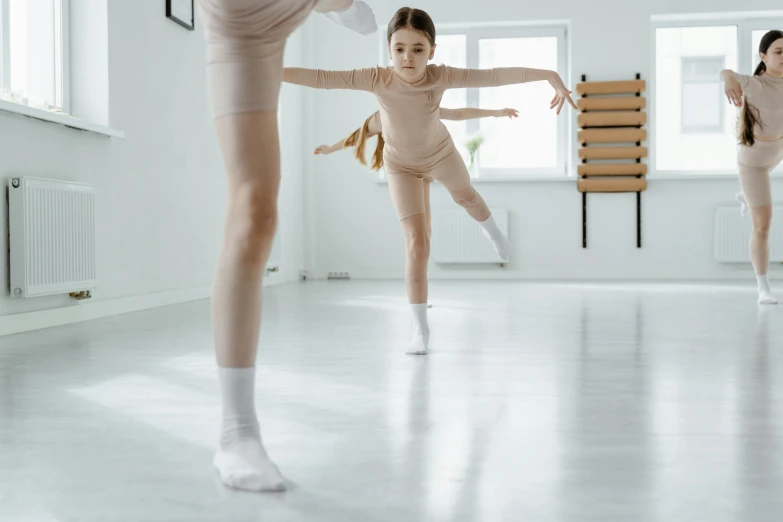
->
(166, 0, 195, 30)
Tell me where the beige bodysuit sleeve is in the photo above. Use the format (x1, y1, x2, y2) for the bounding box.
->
(439, 65, 530, 89)
(283, 67, 378, 91)
(438, 108, 459, 120)
(736, 73, 764, 98)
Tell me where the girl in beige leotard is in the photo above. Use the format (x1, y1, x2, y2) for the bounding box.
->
(284, 7, 576, 355)
(198, 0, 376, 493)
(721, 30, 783, 305)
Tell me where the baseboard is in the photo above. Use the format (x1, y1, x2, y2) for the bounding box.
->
(314, 268, 777, 281)
(0, 285, 212, 337)
(0, 273, 295, 337)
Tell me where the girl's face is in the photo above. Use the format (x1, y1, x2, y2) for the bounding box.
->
(761, 38, 783, 77)
(389, 28, 435, 83)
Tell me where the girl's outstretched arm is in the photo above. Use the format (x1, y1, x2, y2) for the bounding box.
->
(314, 139, 347, 155)
(283, 67, 378, 91)
(314, 112, 381, 155)
(440, 108, 519, 120)
(442, 66, 577, 114)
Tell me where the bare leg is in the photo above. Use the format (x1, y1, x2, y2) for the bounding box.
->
(401, 212, 430, 306)
(447, 184, 490, 222)
(424, 183, 435, 309)
(213, 112, 281, 368)
(749, 204, 777, 305)
(434, 151, 509, 260)
(424, 180, 432, 239)
(210, 111, 288, 491)
(447, 184, 509, 261)
(400, 207, 430, 354)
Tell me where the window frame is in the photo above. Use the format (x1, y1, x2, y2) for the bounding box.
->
(650, 14, 783, 176)
(378, 22, 570, 180)
(0, 0, 71, 114)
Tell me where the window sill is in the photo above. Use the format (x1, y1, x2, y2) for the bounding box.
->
(374, 172, 782, 184)
(0, 100, 124, 139)
(650, 173, 738, 181)
(375, 175, 575, 184)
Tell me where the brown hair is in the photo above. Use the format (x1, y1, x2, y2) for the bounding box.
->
(387, 7, 436, 46)
(342, 114, 385, 171)
(738, 30, 783, 146)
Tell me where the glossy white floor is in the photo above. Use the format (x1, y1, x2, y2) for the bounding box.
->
(1, 280, 782, 522)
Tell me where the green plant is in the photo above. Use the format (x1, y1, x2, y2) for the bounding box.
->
(464, 133, 485, 170)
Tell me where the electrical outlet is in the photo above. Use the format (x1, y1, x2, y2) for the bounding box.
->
(327, 271, 351, 280)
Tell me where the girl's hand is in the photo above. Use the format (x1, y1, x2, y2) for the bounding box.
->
(724, 73, 744, 107)
(547, 72, 578, 115)
(314, 145, 333, 155)
(498, 108, 519, 119)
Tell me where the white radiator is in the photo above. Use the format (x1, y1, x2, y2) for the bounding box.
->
(9, 177, 97, 298)
(714, 205, 783, 262)
(431, 208, 508, 264)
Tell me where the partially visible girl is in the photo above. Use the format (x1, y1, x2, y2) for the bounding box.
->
(722, 29, 783, 305)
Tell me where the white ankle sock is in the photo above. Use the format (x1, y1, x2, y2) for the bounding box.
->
(215, 366, 285, 491)
(479, 214, 510, 261)
(736, 192, 749, 217)
(407, 303, 429, 355)
(757, 275, 778, 305)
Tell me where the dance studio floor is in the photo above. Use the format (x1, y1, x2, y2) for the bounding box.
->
(1, 280, 782, 522)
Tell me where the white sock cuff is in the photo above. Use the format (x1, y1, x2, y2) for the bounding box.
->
(218, 365, 256, 379)
(480, 213, 495, 225)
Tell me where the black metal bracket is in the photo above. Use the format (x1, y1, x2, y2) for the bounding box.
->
(583, 191, 588, 248)
(637, 189, 642, 248)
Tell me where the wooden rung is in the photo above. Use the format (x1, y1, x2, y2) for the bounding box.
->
(578, 178, 647, 193)
(578, 128, 647, 144)
(578, 97, 646, 111)
(578, 111, 647, 128)
(579, 146, 648, 160)
(576, 80, 646, 95)
(578, 163, 647, 176)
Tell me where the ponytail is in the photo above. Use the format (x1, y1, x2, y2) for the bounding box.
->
(738, 54, 769, 146)
(343, 113, 386, 171)
(370, 133, 384, 171)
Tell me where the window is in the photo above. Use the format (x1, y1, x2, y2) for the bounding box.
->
(435, 34, 468, 166)
(681, 57, 725, 134)
(1, 0, 70, 113)
(653, 17, 783, 174)
(383, 24, 568, 178)
(477, 34, 561, 173)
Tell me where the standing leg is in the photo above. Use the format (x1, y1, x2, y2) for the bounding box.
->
(750, 204, 776, 304)
(738, 160, 776, 305)
(424, 179, 432, 239)
(199, 0, 316, 492)
(389, 174, 431, 354)
(433, 150, 510, 260)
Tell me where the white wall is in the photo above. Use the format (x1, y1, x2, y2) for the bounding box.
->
(302, 0, 783, 281)
(0, 0, 308, 332)
(70, 0, 109, 125)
